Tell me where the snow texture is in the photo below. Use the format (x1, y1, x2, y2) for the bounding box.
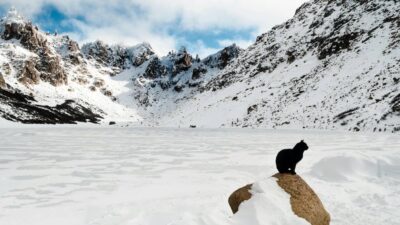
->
(0, 128, 399, 225)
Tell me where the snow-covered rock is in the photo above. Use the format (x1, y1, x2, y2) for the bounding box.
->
(273, 173, 330, 225)
(0, 87, 103, 124)
(1, 8, 67, 86)
(127, 42, 155, 67)
(203, 44, 242, 69)
(229, 174, 330, 225)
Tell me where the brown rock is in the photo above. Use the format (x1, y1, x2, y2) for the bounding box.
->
(228, 174, 330, 225)
(228, 184, 253, 214)
(68, 40, 83, 65)
(273, 173, 330, 225)
(3, 22, 47, 51)
(69, 53, 83, 65)
(38, 53, 68, 86)
(173, 51, 192, 75)
(180, 53, 192, 67)
(3, 22, 68, 86)
(0, 72, 6, 88)
(101, 89, 113, 97)
(19, 59, 40, 85)
(93, 78, 105, 87)
(76, 76, 89, 85)
(68, 40, 80, 52)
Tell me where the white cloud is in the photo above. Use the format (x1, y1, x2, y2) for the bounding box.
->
(218, 38, 254, 49)
(134, 0, 307, 32)
(66, 17, 177, 56)
(0, 0, 307, 56)
(191, 40, 221, 58)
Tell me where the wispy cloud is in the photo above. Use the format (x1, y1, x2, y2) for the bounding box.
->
(0, 0, 307, 57)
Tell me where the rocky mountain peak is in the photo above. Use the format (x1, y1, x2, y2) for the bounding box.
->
(82, 41, 157, 70)
(203, 44, 242, 69)
(127, 42, 155, 67)
(172, 47, 193, 75)
(0, 8, 68, 86)
(81, 40, 113, 65)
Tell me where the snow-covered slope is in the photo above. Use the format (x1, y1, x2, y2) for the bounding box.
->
(0, 0, 399, 132)
(0, 7, 241, 125)
(0, 8, 143, 124)
(153, 0, 400, 133)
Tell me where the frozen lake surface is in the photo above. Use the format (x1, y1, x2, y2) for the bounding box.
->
(0, 127, 399, 225)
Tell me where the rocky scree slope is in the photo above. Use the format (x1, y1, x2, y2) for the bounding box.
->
(0, 0, 399, 132)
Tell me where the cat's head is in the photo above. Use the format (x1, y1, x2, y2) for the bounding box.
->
(294, 140, 309, 151)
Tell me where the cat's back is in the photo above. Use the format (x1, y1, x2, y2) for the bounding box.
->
(276, 148, 292, 163)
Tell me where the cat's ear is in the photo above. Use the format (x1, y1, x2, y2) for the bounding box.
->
(301, 140, 304, 142)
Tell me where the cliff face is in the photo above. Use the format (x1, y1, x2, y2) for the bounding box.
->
(1, 12, 67, 86)
(0, 1, 399, 131)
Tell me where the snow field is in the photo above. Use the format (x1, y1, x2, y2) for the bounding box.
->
(0, 127, 399, 225)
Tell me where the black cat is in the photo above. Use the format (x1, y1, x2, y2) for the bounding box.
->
(275, 140, 309, 174)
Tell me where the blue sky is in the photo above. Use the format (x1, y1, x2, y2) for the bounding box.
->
(0, 0, 306, 57)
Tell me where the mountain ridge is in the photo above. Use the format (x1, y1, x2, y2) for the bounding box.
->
(0, 1, 399, 132)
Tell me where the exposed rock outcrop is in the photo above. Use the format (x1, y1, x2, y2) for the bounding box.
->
(82, 41, 155, 70)
(391, 94, 400, 114)
(128, 43, 155, 67)
(37, 49, 68, 86)
(273, 173, 330, 225)
(93, 78, 105, 88)
(19, 59, 40, 85)
(203, 44, 241, 69)
(143, 57, 166, 79)
(229, 174, 330, 225)
(172, 47, 193, 76)
(2, 22, 47, 51)
(1, 9, 68, 86)
(228, 184, 252, 214)
(0, 88, 103, 124)
(192, 66, 208, 80)
(67, 39, 83, 65)
(82, 41, 128, 69)
(82, 40, 113, 65)
(68, 39, 80, 52)
(0, 72, 6, 88)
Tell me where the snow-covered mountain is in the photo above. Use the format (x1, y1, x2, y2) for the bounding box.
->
(0, 0, 399, 132)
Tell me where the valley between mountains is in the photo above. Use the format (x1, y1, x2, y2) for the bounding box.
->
(0, 0, 399, 133)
